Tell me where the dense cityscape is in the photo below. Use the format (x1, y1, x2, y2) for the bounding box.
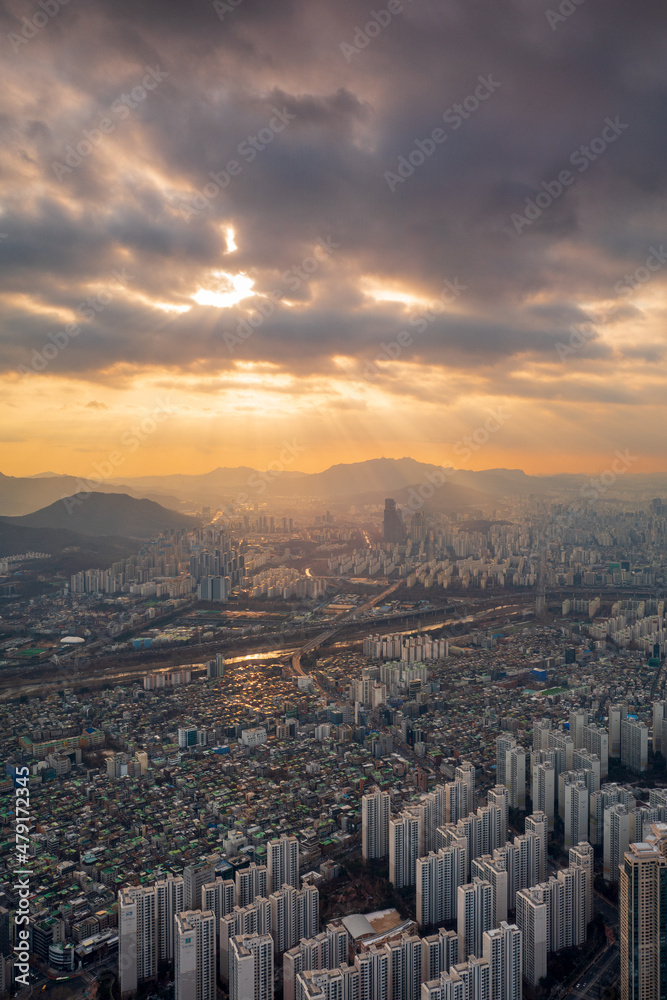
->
(0, 474, 666, 1000)
(4, 0, 667, 997)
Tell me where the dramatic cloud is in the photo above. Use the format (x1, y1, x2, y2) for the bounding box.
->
(2, 0, 667, 474)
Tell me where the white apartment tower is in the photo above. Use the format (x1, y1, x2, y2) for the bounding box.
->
(362, 787, 390, 861)
(174, 910, 216, 1000)
(267, 835, 300, 893)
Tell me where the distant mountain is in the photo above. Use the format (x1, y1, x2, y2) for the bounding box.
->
(0, 471, 188, 517)
(0, 521, 140, 572)
(0, 493, 200, 539)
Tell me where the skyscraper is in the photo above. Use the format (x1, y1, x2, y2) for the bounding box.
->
(620, 825, 667, 1000)
(383, 498, 406, 543)
(506, 746, 527, 811)
(174, 910, 216, 1000)
(362, 787, 390, 861)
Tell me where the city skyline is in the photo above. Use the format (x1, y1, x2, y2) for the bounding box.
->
(3, 1, 667, 477)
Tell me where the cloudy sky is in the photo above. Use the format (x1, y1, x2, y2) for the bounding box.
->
(2, 0, 667, 477)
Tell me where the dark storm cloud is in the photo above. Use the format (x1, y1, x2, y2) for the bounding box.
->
(2, 0, 667, 383)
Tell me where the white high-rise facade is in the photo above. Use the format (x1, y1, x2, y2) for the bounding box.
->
(119, 885, 158, 999)
(229, 934, 274, 1000)
(604, 803, 630, 882)
(506, 747, 527, 811)
(531, 762, 555, 832)
(620, 827, 667, 1000)
(174, 910, 216, 1000)
(236, 863, 268, 907)
(267, 835, 300, 893)
(482, 922, 522, 1000)
(155, 875, 185, 965)
(390, 812, 421, 889)
(515, 888, 547, 987)
(362, 787, 390, 861)
(457, 879, 493, 960)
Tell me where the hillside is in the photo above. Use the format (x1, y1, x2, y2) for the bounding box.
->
(0, 493, 200, 539)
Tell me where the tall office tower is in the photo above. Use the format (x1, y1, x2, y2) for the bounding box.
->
(458, 879, 493, 960)
(604, 803, 631, 883)
(482, 922, 522, 1000)
(455, 762, 476, 808)
(531, 762, 555, 832)
(356, 945, 390, 1000)
(620, 826, 667, 1000)
(583, 724, 609, 780)
(525, 813, 548, 883)
(326, 920, 349, 968)
(496, 734, 517, 790)
(174, 910, 216, 1000)
(229, 934, 274, 1000)
(653, 700, 667, 755)
(533, 718, 552, 752)
(564, 780, 589, 851)
(569, 711, 589, 749)
(236, 863, 268, 907)
(515, 887, 548, 987)
(487, 786, 509, 847)
(219, 899, 271, 985)
(390, 812, 420, 889)
(155, 875, 185, 965)
(201, 879, 236, 933)
(119, 886, 158, 998)
(609, 703, 627, 758)
(267, 835, 300, 893)
(506, 746, 527, 811)
(569, 842, 594, 927)
(572, 750, 601, 793)
(621, 719, 649, 774)
(417, 844, 467, 927)
(362, 787, 390, 861)
(471, 857, 508, 927)
(383, 498, 406, 543)
(384, 933, 423, 1000)
(422, 928, 459, 982)
(445, 780, 470, 826)
(184, 863, 215, 911)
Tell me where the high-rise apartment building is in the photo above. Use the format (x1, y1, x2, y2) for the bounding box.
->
(525, 813, 548, 883)
(515, 887, 547, 987)
(506, 746, 527, 811)
(604, 803, 631, 883)
(236, 863, 268, 907)
(531, 761, 555, 832)
(564, 779, 589, 851)
(620, 719, 649, 774)
(569, 841, 594, 927)
(482, 922, 522, 1000)
(609, 704, 627, 758)
(362, 787, 390, 861)
(457, 879, 493, 960)
(155, 875, 185, 965)
(184, 863, 215, 911)
(417, 844, 467, 928)
(620, 825, 667, 1000)
(174, 910, 216, 1000)
(390, 812, 420, 889)
(119, 885, 158, 999)
(229, 934, 274, 1000)
(583, 724, 609, 780)
(267, 835, 300, 893)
